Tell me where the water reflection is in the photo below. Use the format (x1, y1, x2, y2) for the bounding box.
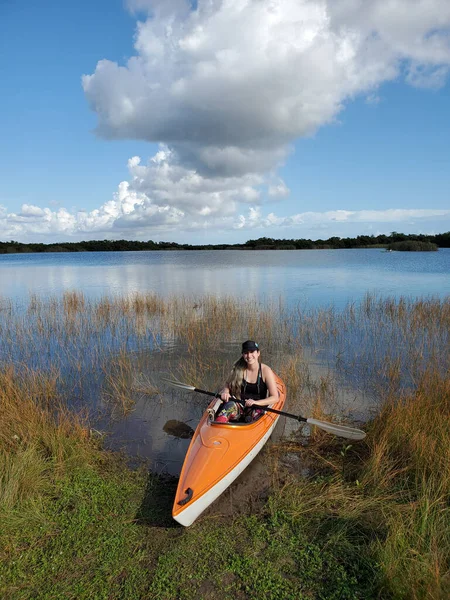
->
(1, 249, 449, 309)
(100, 396, 201, 475)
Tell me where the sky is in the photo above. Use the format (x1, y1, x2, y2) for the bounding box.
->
(1, 0, 449, 245)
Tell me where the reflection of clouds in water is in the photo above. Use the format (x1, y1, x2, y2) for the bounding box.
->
(86, 262, 266, 300)
(1, 266, 44, 298)
(133, 262, 266, 299)
(1, 265, 105, 298)
(1, 262, 267, 301)
(1, 250, 449, 308)
(50, 266, 84, 293)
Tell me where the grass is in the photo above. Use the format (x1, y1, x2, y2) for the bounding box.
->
(270, 370, 450, 599)
(0, 293, 449, 598)
(365, 374, 450, 598)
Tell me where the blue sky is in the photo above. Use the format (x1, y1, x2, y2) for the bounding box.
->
(1, 0, 449, 244)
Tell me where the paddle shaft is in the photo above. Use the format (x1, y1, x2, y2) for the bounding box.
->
(193, 387, 307, 423)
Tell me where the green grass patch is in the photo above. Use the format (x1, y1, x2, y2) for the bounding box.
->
(148, 509, 379, 600)
(0, 446, 383, 600)
(0, 458, 154, 600)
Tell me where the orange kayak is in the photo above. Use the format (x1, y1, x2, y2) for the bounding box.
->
(173, 374, 287, 526)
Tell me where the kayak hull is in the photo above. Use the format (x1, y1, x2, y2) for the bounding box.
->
(172, 374, 286, 526)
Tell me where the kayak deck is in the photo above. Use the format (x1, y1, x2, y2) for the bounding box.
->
(173, 375, 286, 526)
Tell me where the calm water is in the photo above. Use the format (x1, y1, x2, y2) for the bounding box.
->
(1, 248, 449, 308)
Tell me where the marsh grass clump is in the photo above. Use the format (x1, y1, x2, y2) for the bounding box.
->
(0, 366, 92, 512)
(102, 348, 136, 415)
(362, 373, 450, 599)
(62, 290, 86, 315)
(170, 296, 278, 353)
(388, 240, 438, 252)
(278, 354, 307, 406)
(0, 367, 153, 600)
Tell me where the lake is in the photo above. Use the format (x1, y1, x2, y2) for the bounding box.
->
(1, 248, 449, 474)
(1, 248, 449, 308)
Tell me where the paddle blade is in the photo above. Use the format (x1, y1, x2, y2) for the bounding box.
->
(161, 377, 196, 392)
(306, 418, 366, 441)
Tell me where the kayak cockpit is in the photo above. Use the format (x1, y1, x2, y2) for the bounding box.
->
(207, 397, 272, 427)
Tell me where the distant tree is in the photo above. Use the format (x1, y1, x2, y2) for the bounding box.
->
(389, 231, 408, 242)
(326, 236, 344, 248)
(434, 232, 450, 248)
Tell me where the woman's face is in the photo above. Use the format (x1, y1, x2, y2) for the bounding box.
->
(242, 349, 260, 366)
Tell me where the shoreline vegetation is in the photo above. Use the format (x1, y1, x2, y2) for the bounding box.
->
(1, 293, 449, 598)
(0, 231, 447, 254)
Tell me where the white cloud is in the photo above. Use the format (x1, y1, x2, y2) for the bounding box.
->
(236, 207, 450, 230)
(80, 0, 450, 230)
(0, 148, 263, 239)
(268, 180, 290, 199)
(126, 0, 192, 19)
(125, 145, 264, 214)
(1, 184, 449, 241)
(19, 204, 46, 217)
(405, 63, 450, 89)
(84, 1, 450, 155)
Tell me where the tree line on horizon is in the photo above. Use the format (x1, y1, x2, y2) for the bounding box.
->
(0, 231, 449, 254)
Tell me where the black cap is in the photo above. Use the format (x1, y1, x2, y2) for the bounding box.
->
(242, 340, 259, 353)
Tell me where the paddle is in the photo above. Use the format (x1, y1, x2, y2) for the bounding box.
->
(162, 378, 366, 441)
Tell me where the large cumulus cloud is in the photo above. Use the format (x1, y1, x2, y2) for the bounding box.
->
(79, 0, 450, 235)
(83, 0, 450, 159)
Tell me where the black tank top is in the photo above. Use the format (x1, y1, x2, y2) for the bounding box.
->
(241, 365, 268, 400)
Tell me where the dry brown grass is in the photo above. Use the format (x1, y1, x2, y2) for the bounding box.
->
(0, 366, 91, 510)
(102, 349, 136, 415)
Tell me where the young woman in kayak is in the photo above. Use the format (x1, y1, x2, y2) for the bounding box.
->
(215, 340, 279, 423)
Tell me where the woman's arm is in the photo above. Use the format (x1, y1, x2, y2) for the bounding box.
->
(244, 365, 278, 407)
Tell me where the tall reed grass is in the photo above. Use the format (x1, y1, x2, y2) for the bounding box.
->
(0, 366, 91, 515)
(365, 373, 450, 598)
(1, 291, 448, 419)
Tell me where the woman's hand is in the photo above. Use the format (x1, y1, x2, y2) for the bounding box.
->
(220, 389, 231, 402)
(245, 399, 258, 407)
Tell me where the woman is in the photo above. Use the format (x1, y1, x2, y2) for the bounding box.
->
(215, 340, 279, 423)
